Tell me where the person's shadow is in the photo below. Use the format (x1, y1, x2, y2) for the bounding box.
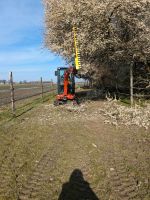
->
(58, 169, 99, 200)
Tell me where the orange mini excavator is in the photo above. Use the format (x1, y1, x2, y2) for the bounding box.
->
(54, 27, 81, 105)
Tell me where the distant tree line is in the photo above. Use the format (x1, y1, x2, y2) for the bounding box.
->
(0, 80, 7, 84)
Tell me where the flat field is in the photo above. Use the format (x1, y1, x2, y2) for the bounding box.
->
(0, 83, 55, 106)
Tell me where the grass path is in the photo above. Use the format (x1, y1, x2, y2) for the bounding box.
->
(0, 98, 149, 200)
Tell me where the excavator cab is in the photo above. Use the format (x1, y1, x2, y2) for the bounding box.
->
(55, 67, 67, 95)
(54, 67, 75, 105)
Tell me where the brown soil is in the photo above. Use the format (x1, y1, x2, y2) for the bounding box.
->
(0, 99, 149, 200)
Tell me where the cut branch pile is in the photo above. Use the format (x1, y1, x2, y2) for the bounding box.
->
(98, 100, 150, 129)
(40, 100, 150, 130)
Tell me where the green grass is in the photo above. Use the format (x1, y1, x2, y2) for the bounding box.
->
(119, 98, 131, 106)
(119, 96, 150, 107)
(0, 92, 56, 124)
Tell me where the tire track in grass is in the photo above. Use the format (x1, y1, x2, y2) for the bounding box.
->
(19, 150, 54, 199)
(82, 120, 141, 200)
(0, 124, 32, 198)
(0, 154, 14, 198)
(0, 132, 19, 199)
(107, 138, 141, 200)
(0, 127, 52, 199)
(0, 114, 64, 199)
(0, 150, 25, 199)
(109, 158, 140, 200)
(19, 125, 65, 200)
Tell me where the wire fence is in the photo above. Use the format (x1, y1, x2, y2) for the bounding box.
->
(0, 86, 55, 106)
(0, 70, 149, 112)
(104, 86, 150, 98)
(116, 91, 150, 98)
(100, 64, 150, 103)
(0, 73, 56, 114)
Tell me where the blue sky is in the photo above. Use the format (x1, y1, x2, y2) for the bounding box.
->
(0, 0, 66, 82)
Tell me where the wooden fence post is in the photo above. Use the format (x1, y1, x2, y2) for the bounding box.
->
(130, 62, 134, 106)
(51, 79, 53, 87)
(41, 77, 44, 102)
(9, 72, 15, 115)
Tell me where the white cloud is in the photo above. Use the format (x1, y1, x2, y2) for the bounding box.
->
(0, 46, 57, 68)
